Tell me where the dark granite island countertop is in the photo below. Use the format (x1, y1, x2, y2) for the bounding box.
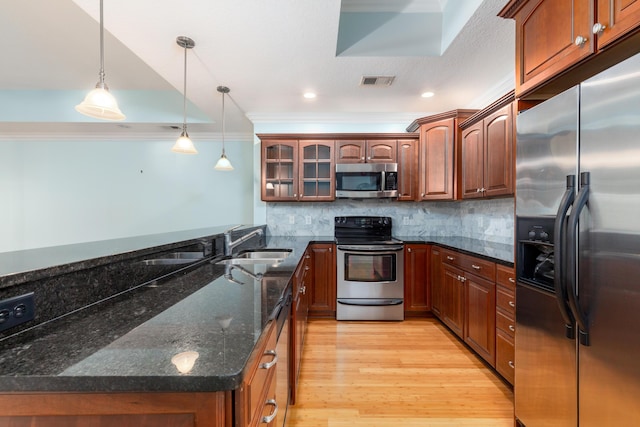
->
(0, 235, 334, 393)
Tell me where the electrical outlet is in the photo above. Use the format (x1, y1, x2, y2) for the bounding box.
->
(0, 292, 35, 333)
(305, 216, 312, 225)
(289, 215, 295, 224)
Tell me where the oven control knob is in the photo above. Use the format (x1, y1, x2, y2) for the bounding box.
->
(540, 230, 549, 240)
(528, 230, 536, 239)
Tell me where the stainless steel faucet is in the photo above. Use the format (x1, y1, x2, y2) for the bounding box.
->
(224, 227, 264, 256)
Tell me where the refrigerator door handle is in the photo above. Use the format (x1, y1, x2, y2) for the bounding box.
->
(554, 174, 577, 339)
(567, 171, 591, 346)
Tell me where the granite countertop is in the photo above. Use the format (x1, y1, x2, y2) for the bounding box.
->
(395, 235, 514, 265)
(0, 236, 328, 393)
(0, 232, 511, 394)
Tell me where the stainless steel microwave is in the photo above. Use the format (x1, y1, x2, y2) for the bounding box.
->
(335, 163, 398, 198)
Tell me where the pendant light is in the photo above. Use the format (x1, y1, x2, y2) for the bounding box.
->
(171, 36, 198, 154)
(75, 0, 125, 121)
(214, 86, 234, 170)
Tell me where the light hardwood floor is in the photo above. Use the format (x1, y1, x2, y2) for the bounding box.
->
(285, 317, 514, 427)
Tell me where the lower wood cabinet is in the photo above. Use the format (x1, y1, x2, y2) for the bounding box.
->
(441, 263, 466, 338)
(495, 264, 516, 385)
(464, 273, 496, 366)
(307, 243, 336, 318)
(430, 247, 443, 317)
(290, 248, 310, 405)
(404, 244, 430, 315)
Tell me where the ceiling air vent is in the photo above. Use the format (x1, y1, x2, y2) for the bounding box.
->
(360, 76, 395, 86)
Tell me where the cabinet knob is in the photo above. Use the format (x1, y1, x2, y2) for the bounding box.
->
(509, 325, 515, 332)
(361, 157, 365, 161)
(508, 361, 515, 369)
(408, 248, 412, 253)
(305, 265, 310, 271)
(293, 193, 297, 198)
(329, 247, 332, 253)
(508, 301, 515, 308)
(305, 254, 311, 259)
(421, 193, 425, 197)
(476, 188, 481, 193)
(575, 35, 588, 47)
(592, 22, 606, 35)
(508, 277, 515, 283)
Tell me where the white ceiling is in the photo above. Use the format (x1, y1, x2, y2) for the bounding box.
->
(0, 0, 514, 137)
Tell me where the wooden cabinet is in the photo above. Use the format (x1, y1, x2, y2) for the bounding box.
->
(430, 246, 443, 317)
(290, 247, 310, 405)
(460, 94, 515, 199)
(298, 140, 335, 201)
(403, 244, 430, 315)
(406, 110, 477, 201)
(335, 139, 397, 163)
(261, 140, 298, 201)
(397, 139, 419, 201)
(436, 247, 498, 367)
(0, 393, 229, 427)
(495, 264, 516, 385)
(260, 138, 334, 202)
(259, 134, 416, 202)
(500, 0, 640, 99)
(236, 321, 278, 427)
(441, 263, 466, 338)
(596, 0, 640, 49)
(465, 273, 496, 366)
(308, 243, 336, 318)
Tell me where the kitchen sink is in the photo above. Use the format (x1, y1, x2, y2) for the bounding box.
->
(217, 249, 292, 265)
(140, 251, 204, 266)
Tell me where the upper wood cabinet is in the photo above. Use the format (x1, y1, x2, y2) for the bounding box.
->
(335, 139, 397, 163)
(397, 139, 419, 201)
(500, 0, 640, 99)
(259, 136, 334, 202)
(460, 93, 515, 199)
(407, 110, 477, 201)
(261, 140, 299, 201)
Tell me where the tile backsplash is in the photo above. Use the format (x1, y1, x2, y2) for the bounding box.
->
(266, 198, 514, 245)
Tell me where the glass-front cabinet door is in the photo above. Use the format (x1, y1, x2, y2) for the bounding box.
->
(262, 140, 298, 201)
(299, 140, 335, 201)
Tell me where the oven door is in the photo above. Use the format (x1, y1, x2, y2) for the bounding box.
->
(336, 244, 404, 299)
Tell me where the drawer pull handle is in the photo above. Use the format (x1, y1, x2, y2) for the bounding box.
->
(305, 265, 310, 271)
(509, 325, 515, 332)
(508, 361, 515, 369)
(508, 301, 515, 308)
(305, 254, 311, 259)
(260, 350, 278, 370)
(471, 264, 481, 270)
(261, 399, 278, 424)
(446, 256, 455, 261)
(508, 277, 515, 283)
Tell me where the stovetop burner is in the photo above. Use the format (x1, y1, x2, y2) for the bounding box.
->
(334, 216, 397, 245)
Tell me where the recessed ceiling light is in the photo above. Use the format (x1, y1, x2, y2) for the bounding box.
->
(421, 91, 435, 98)
(303, 92, 317, 99)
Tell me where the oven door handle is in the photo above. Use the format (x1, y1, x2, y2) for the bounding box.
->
(337, 245, 404, 252)
(337, 298, 403, 306)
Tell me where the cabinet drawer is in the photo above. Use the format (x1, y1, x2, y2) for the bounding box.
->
(496, 264, 515, 290)
(239, 322, 278, 427)
(496, 310, 515, 338)
(496, 285, 516, 315)
(496, 330, 515, 385)
(458, 255, 495, 281)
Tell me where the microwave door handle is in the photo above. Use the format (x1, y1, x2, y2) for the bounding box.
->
(554, 174, 576, 340)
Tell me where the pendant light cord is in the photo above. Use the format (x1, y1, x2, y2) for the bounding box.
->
(182, 44, 188, 133)
(98, 0, 105, 88)
(221, 91, 226, 155)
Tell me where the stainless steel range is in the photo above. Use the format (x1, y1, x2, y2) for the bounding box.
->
(335, 216, 404, 321)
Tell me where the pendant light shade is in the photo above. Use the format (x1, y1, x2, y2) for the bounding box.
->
(171, 36, 197, 154)
(75, 0, 125, 121)
(214, 86, 234, 171)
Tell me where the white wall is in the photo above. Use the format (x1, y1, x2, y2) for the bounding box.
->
(0, 135, 254, 252)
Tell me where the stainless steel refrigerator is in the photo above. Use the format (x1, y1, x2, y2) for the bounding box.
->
(515, 51, 640, 426)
